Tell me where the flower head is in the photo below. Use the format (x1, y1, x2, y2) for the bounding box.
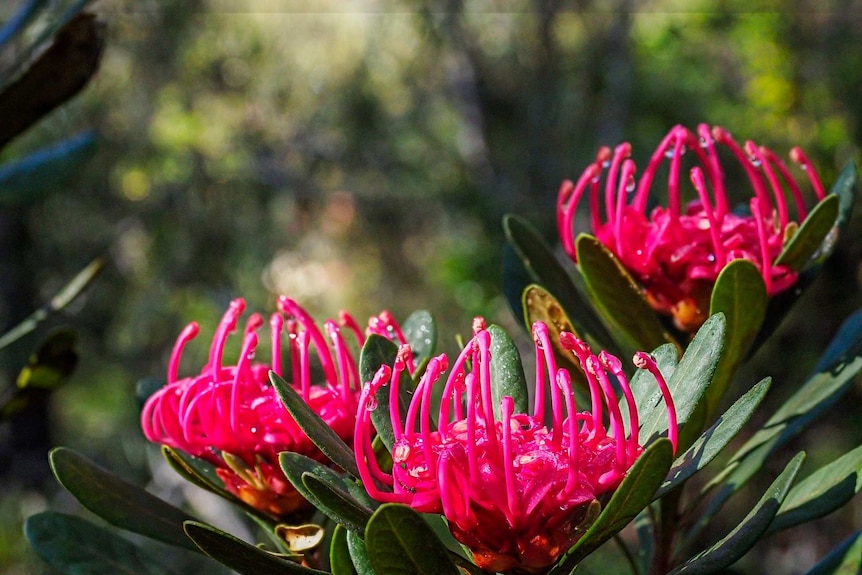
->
(141, 297, 407, 518)
(354, 320, 677, 574)
(557, 124, 827, 331)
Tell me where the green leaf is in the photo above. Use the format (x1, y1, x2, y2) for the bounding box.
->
(347, 529, 377, 575)
(698, 307, 862, 529)
(803, 531, 862, 575)
(753, 163, 856, 351)
(487, 324, 529, 419)
(0, 258, 103, 351)
(523, 285, 586, 387)
(162, 447, 235, 503)
(669, 452, 805, 574)
(161, 447, 279, 526)
(15, 329, 77, 389)
(0, 131, 99, 205)
(248, 514, 293, 556)
(549, 439, 674, 574)
(502, 214, 618, 353)
(768, 444, 862, 534)
(270, 371, 361, 478)
(1, 329, 78, 419)
(640, 313, 725, 446)
(279, 452, 376, 533)
(827, 161, 856, 241)
(815, 307, 862, 373)
(706, 259, 767, 416)
(655, 377, 771, 499)
(503, 242, 536, 329)
(135, 378, 165, 410)
(184, 521, 328, 575)
(372, 434, 393, 473)
(49, 447, 202, 553)
(331, 524, 359, 575)
(775, 194, 839, 270)
(0, 0, 96, 92)
(0, 11, 104, 150)
(419, 514, 472, 561)
(401, 310, 436, 373)
(302, 473, 374, 535)
(25, 511, 179, 575)
(576, 234, 675, 355)
(280, 452, 373, 504)
(622, 343, 679, 438)
(358, 335, 411, 452)
(364, 504, 459, 575)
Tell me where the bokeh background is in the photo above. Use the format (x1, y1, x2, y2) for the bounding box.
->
(1, 1, 861, 573)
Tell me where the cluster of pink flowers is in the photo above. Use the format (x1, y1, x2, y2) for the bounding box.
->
(140, 122, 832, 572)
(141, 297, 407, 517)
(353, 318, 677, 574)
(142, 297, 678, 572)
(557, 124, 826, 331)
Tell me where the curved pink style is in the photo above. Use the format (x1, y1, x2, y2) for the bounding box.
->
(557, 124, 826, 331)
(354, 319, 677, 574)
(141, 297, 408, 518)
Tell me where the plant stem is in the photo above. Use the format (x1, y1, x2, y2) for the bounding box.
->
(649, 489, 681, 575)
(613, 533, 641, 575)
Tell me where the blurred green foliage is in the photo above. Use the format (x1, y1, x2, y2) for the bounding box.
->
(3, 1, 862, 573)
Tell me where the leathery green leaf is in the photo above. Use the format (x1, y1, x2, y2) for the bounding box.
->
(0, 130, 98, 205)
(0, 257, 103, 351)
(49, 447, 201, 553)
(402, 310, 436, 374)
(670, 452, 804, 574)
(622, 343, 679, 438)
(640, 314, 725, 445)
(576, 234, 676, 354)
(1, 329, 78, 420)
(301, 473, 373, 535)
(162, 446, 251, 507)
(26, 511, 179, 575)
(827, 160, 856, 241)
(270, 371, 361, 478)
(488, 324, 529, 419)
(655, 377, 771, 499)
(331, 524, 359, 575)
(279, 452, 375, 535)
(549, 439, 674, 575)
(162, 447, 278, 526)
(696, 308, 862, 533)
(359, 334, 411, 452)
(803, 531, 862, 575)
(502, 214, 618, 353)
(347, 529, 376, 575)
(184, 521, 328, 575)
(768, 444, 862, 534)
(523, 284, 588, 389)
(365, 503, 459, 575)
(775, 194, 839, 269)
(707, 259, 766, 417)
(752, 163, 855, 352)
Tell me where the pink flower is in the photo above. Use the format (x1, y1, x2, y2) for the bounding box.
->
(141, 297, 407, 518)
(354, 319, 677, 574)
(557, 124, 826, 331)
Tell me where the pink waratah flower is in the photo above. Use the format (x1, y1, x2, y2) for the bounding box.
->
(141, 297, 408, 518)
(557, 123, 827, 332)
(354, 319, 677, 574)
